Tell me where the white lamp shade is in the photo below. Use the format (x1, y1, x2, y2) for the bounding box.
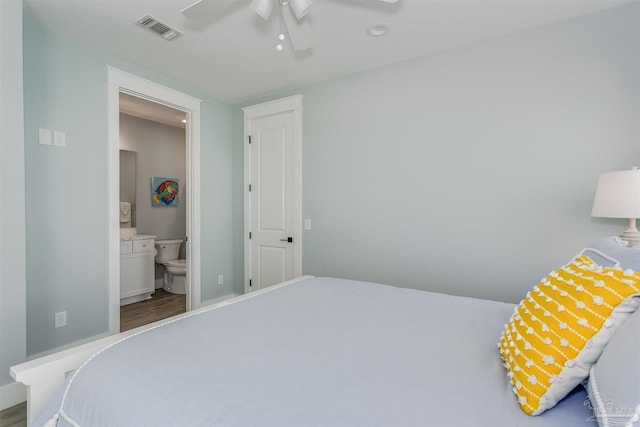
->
(251, 0, 273, 20)
(591, 169, 640, 218)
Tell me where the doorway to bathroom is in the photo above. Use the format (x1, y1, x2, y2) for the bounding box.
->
(107, 67, 202, 335)
(118, 94, 188, 331)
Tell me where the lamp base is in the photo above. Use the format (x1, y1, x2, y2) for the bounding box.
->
(620, 230, 640, 248)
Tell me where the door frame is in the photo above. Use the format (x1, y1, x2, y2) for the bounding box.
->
(242, 95, 303, 293)
(107, 67, 202, 334)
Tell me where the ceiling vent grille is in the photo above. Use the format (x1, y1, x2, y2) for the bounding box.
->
(135, 15, 183, 41)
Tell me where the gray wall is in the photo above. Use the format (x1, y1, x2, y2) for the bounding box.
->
(0, 0, 26, 388)
(23, 7, 234, 356)
(200, 97, 236, 302)
(119, 113, 186, 243)
(234, 3, 640, 304)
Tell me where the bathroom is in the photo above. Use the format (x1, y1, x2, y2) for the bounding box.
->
(118, 93, 188, 330)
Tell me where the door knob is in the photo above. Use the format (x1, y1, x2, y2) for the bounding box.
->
(280, 237, 293, 243)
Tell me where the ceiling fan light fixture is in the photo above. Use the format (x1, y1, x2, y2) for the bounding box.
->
(289, 0, 312, 20)
(367, 23, 390, 37)
(251, 0, 273, 20)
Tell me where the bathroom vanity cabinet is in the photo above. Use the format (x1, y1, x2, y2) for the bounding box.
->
(120, 236, 156, 306)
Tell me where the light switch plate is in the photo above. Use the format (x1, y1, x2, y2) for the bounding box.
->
(39, 128, 52, 145)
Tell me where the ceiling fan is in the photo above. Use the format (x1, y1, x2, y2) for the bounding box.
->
(181, 0, 398, 52)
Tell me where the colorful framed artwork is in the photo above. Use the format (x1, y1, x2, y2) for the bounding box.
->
(151, 177, 179, 207)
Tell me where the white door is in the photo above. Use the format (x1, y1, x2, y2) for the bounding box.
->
(243, 95, 302, 292)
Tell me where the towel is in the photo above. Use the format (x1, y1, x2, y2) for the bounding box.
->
(120, 202, 131, 223)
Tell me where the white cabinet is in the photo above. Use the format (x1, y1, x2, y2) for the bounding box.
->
(120, 237, 155, 306)
(120, 240, 133, 254)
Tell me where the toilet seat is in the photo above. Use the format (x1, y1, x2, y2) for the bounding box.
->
(166, 259, 186, 267)
(165, 259, 186, 275)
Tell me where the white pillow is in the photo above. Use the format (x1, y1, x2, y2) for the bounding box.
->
(586, 236, 640, 271)
(586, 307, 640, 427)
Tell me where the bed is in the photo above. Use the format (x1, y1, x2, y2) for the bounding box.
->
(13, 237, 640, 427)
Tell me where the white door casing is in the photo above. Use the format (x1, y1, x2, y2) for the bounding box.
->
(243, 95, 302, 293)
(107, 67, 202, 334)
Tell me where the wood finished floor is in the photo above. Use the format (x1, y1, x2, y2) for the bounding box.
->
(120, 288, 186, 332)
(0, 402, 26, 427)
(0, 290, 185, 426)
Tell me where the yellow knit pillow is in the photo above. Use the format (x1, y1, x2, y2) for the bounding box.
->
(498, 253, 640, 415)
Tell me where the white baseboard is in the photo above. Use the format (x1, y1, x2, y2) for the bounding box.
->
(0, 381, 26, 411)
(200, 293, 240, 308)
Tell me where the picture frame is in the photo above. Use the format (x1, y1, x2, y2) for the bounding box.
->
(151, 177, 179, 207)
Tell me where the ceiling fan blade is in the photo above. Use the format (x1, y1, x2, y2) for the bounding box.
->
(250, 0, 273, 20)
(289, 0, 312, 19)
(181, 0, 246, 21)
(282, 5, 313, 51)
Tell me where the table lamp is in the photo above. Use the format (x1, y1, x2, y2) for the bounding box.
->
(592, 167, 640, 248)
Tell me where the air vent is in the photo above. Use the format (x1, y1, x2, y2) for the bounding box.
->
(135, 14, 183, 41)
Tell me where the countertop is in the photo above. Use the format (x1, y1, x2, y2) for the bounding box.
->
(120, 234, 157, 241)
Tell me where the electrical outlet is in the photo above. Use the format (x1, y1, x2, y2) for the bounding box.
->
(55, 311, 67, 328)
(218, 274, 224, 285)
(53, 130, 66, 147)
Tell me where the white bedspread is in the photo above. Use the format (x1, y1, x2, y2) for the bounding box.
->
(38, 277, 592, 426)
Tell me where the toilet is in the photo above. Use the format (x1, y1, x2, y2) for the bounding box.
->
(154, 239, 187, 294)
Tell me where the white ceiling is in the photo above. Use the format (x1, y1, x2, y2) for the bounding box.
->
(25, 0, 632, 104)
